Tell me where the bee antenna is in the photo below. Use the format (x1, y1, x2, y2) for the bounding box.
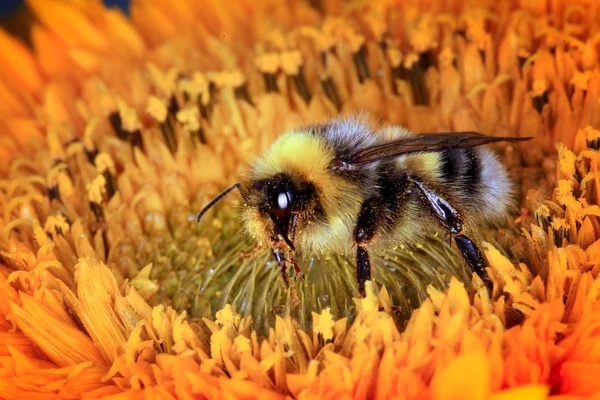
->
(196, 183, 242, 223)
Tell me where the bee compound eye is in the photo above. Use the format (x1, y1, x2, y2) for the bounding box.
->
(277, 192, 289, 209)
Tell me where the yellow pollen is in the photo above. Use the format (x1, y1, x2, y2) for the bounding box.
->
(234, 335, 251, 352)
(47, 163, 67, 187)
(439, 47, 454, 68)
(556, 143, 577, 179)
(116, 97, 141, 131)
(86, 174, 107, 204)
(582, 126, 600, 142)
(298, 26, 334, 52)
(206, 70, 245, 88)
(364, 13, 386, 38)
(551, 218, 569, 231)
(146, 95, 168, 123)
(176, 106, 201, 132)
(345, 30, 365, 53)
(146, 63, 178, 97)
(404, 52, 420, 69)
(178, 72, 209, 103)
(255, 53, 280, 74)
(215, 304, 241, 327)
(44, 214, 70, 235)
(532, 79, 549, 96)
(387, 47, 402, 68)
(94, 152, 115, 174)
(411, 23, 436, 53)
(313, 308, 335, 341)
(47, 130, 64, 160)
(571, 70, 592, 91)
(517, 47, 531, 59)
(83, 117, 99, 150)
(56, 172, 74, 198)
(280, 50, 303, 75)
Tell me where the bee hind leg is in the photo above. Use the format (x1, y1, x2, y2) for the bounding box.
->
(354, 197, 381, 297)
(408, 176, 493, 291)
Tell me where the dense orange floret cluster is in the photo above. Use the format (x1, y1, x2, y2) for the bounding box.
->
(1, 0, 600, 399)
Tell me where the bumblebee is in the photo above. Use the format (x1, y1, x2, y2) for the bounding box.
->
(197, 116, 531, 297)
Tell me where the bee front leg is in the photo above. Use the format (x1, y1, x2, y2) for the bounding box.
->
(354, 197, 381, 297)
(272, 250, 290, 289)
(288, 214, 304, 280)
(408, 176, 493, 291)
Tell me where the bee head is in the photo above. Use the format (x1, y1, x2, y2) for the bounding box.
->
(243, 172, 318, 250)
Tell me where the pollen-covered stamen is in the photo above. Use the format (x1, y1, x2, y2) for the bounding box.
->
(263, 73, 279, 92)
(281, 50, 311, 104)
(387, 47, 403, 95)
(517, 48, 530, 71)
(534, 200, 570, 242)
(86, 174, 107, 222)
(583, 125, 600, 150)
(551, 218, 571, 245)
(94, 153, 118, 200)
(532, 79, 549, 114)
(571, 70, 591, 95)
(419, 50, 434, 72)
(110, 99, 144, 150)
(46, 164, 73, 205)
(164, 96, 180, 154)
(130, 130, 144, 151)
(83, 143, 99, 164)
(83, 121, 100, 163)
(179, 72, 213, 123)
(147, 95, 177, 155)
(257, 53, 280, 93)
(404, 53, 429, 106)
(46, 184, 61, 203)
(534, 203, 555, 233)
(65, 138, 80, 152)
(44, 214, 70, 237)
(108, 111, 129, 141)
(293, 68, 312, 104)
(234, 83, 255, 106)
(353, 44, 371, 84)
(203, 82, 217, 121)
(321, 76, 341, 111)
(176, 106, 205, 144)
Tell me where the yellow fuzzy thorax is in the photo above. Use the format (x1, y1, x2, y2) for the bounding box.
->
(251, 131, 334, 182)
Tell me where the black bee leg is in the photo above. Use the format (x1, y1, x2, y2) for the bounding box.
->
(273, 250, 290, 289)
(454, 234, 490, 287)
(354, 197, 380, 297)
(356, 247, 372, 297)
(408, 176, 492, 291)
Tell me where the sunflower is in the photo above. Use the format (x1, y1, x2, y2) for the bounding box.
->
(1, 0, 600, 398)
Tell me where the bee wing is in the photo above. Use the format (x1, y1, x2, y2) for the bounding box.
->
(344, 131, 532, 166)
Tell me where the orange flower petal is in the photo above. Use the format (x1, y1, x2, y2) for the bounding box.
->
(0, 29, 44, 99)
(27, 0, 109, 51)
(430, 351, 491, 400)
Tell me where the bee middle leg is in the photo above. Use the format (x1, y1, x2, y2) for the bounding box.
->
(354, 197, 381, 297)
(408, 176, 493, 291)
